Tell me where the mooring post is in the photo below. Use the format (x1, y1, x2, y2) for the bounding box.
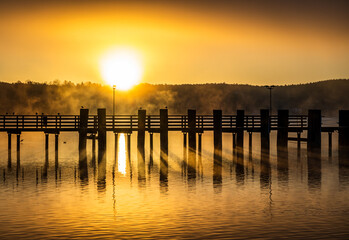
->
(114, 133, 118, 167)
(248, 132, 252, 149)
(213, 110, 222, 181)
(79, 108, 89, 179)
(236, 110, 244, 153)
(277, 110, 289, 150)
(92, 134, 96, 167)
(339, 110, 349, 163)
(160, 108, 168, 180)
(45, 133, 49, 165)
(188, 109, 196, 177)
(8, 133, 11, 169)
(98, 108, 107, 180)
(137, 109, 146, 180)
(307, 110, 321, 152)
(260, 109, 270, 154)
(328, 132, 332, 157)
(55, 133, 59, 170)
(232, 132, 236, 151)
(17, 134, 21, 168)
(149, 132, 153, 166)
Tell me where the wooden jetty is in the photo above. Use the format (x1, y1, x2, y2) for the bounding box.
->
(1, 108, 348, 180)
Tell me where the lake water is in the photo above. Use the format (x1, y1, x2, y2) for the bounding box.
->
(0, 131, 348, 239)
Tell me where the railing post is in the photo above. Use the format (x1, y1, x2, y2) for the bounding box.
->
(79, 108, 89, 179)
(160, 108, 168, 180)
(213, 110, 222, 183)
(137, 109, 146, 180)
(188, 109, 196, 177)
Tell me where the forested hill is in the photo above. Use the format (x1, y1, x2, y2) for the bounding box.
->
(0, 79, 348, 116)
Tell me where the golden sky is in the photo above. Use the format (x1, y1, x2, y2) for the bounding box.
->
(1, 0, 348, 86)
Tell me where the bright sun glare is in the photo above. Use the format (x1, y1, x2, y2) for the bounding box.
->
(100, 48, 143, 90)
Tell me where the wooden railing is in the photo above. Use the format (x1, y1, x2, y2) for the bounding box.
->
(0, 114, 308, 131)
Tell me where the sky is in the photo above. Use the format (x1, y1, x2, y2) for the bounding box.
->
(0, 0, 348, 86)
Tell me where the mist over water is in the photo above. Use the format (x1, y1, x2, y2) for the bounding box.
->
(1, 79, 348, 115)
(0, 131, 348, 239)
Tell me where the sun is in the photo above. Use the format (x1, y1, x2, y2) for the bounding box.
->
(100, 48, 143, 90)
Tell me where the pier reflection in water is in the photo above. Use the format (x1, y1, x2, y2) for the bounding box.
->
(0, 131, 348, 239)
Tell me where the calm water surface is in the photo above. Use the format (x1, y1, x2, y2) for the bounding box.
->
(0, 131, 348, 239)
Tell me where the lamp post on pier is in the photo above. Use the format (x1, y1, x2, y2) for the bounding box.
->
(264, 85, 276, 114)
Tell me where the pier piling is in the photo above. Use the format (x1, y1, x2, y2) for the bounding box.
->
(188, 109, 196, 177)
(137, 109, 146, 180)
(160, 109, 168, 180)
(277, 110, 289, 150)
(8, 133, 11, 169)
(79, 109, 89, 179)
(307, 110, 321, 152)
(260, 109, 270, 154)
(213, 110, 222, 182)
(17, 134, 20, 168)
(98, 108, 107, 181)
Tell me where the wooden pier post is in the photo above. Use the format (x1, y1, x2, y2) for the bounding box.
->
(55, 133, 59, 170)
(92, 134, 96, 168)
(328, 132, 332, 157)
(8, 133, 11, 169)
(98, 108, 107, 181)
(307, 110, 321, 152)
(236, 110, 244, 155)
(248, 132, 252, 150)
(339, 110, 349, 165)
(160, 109, 168, 180)
(149, 133, 153, 167)
(277, 109, 289, 150)
(17, 134, 21, 168)
(114, 133, 118, 168)
(182, 132, 187, 175)
(260, 109, 270, 154)
(213, 110, 222, 182)
(137, 109, 146, 180)
(188, 109, 196, 177)
(79, 109, 89, 179)
(45, 133, 49, 165)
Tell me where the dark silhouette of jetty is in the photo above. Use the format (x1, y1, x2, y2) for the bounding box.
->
(1, 108, 349, 182)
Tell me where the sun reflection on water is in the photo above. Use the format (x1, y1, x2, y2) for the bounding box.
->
(118, 133, 127, 175)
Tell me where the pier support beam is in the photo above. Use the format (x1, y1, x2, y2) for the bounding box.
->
(236, 110, 244, 156)
(98, 108, 107, 184)
(188, 109, 196, 177)
(260, 109, 270, 154)
(92, 134, 96, 168)
(45, 133, 49, 165)
(55, 134, 59, 170)
(17, 134, 21, 168)
(213, 110, 222, 182)
(137, 109, 146, 180)
(8, 133, 11, 169)
(79, 109, 89, 179)
(307, 110, 321, 152)
(339, 110, 349, 169)
(149, 133, 153, 167)
(160, 109, 168, 180)
(277, 110, 289, 150)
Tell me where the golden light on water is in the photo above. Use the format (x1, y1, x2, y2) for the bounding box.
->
(118, 133, 127, 175)
(100, 48, 143, 90)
